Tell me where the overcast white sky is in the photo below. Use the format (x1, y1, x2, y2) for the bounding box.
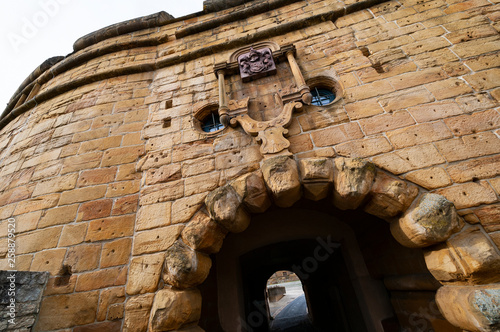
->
(0, 0, 205, 112)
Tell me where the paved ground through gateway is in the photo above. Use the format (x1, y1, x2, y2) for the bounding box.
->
(268, 281, 315, 331)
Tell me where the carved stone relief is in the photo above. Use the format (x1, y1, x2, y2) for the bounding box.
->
(237, 47, 277, 82)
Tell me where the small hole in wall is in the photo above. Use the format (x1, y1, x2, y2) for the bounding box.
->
(372, 62, 385, 74)
(163, 118, 171, 128)
(359, 46, 371, 57)
(164, 100, 173, 109)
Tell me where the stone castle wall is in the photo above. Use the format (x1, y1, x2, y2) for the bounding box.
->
(0, 0, 499, 330)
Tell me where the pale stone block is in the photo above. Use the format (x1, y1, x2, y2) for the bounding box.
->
(391, 193, 463, 248)
(364, 172, 419, 220)
(262, 156, 301, 208)
(436, 284, 500, 332)
(333, 157, 376, 210)
(126, 253, 164, 295)
(205, 185, 250, 233)
(162, 241, 212, 289)
(230, 171, 271, 213)
(149, 288, 202, 332)
(181, 210, 227, 254)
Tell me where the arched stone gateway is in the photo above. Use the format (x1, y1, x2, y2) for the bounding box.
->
(139, 155, 500, 332)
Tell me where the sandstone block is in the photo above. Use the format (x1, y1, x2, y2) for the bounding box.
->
(13, 210, 41, 233)
(444, 109, 500, 137)
(149, 288, 202, 332)
(85, 215, 135, 242)
(364, 172, 419, 219)
(436, 181, 498, 210)
(474, 205, 500, 232)
(333, 157, 376, 210)
(36, 291, 99, 330)
(359, 111, 415, 136)
(31, 248, 67, 276)
(107, 180, 141, 197)
(387, 121, 453, 149)
(372, 143, 446, 175)
(171, 193, 207, 224)
(140, 180, 184, 206)
(391, 194, 463, 248)
(182, 157, 215, 177)
(16, 227, 62, 254)
(205, 185, 250, 233)
(77, 167, 117, 187)
(113, 194, 139, 215)
(424, 243, 466, 283)
(146, 164, 182, 185)
(59, 185, 107, 205)
(32, 173, 78, 197)
(44, 275, 77, 296)
(446, 155, 500, 183)
(310, 122, 364, 147)
(79, 135, 122, 153)
(344, 98, 384, 120)
(102, 146, 145, 167)
(127, 253, 164, 295)
(404, 167, 452, 190)
(214, 146, 261, 170)
(59, 223, 87, 247)
(97, 287, 126, 321)
(123, 293, 154, 332)
(14, 193, 59, 215)
(298, 158, 334, 201)
(426, 227, 500, 285)
(61, 152, 103, 174)
(136, 202, 171, 231)
(436, 284, 500, 332)
(262, 156, 302, 208)
(101, 238, 132, 268)
(117, 163, 142, 181)
(230, 171, 271, 213)
(163, 241, 212, 289)
(64, 244, 101, 273)
(77, 199, 113, 222)
(39, 204, 79, 228)
(75, 266, 127, 292)
(133, 225, 184, 255)
(185, 172, 220, 196)
(181, 210, 227, 254)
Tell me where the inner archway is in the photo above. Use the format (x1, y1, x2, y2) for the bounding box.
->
(199, 202, 448, 332)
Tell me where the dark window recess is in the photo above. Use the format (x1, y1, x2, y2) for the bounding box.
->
(201, 112, 224, 132)
(311, 87, 336, 106)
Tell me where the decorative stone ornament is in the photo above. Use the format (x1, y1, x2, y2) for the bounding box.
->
(213, 43, 312, 156)
(229, 95, 303, 155)
(238, 47, 277, 82)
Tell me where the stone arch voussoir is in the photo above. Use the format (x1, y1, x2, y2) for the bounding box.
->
(149, 155, 500, 332)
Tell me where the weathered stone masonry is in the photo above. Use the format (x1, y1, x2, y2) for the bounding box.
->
(0, 0, 499, 331)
